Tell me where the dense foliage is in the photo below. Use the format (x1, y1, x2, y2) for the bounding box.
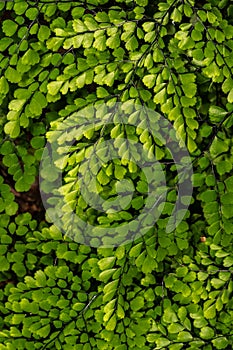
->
(0, 0, 233, 349)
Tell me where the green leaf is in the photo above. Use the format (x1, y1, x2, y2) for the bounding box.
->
(159, 235, 171, 248)
(227, 88, 233, 103)
(222, 204, 233, 219)
(212, 337, 229, 349)
(129, 242, 143, 258)
(200, 327, 215, 340)
(221, 193, 233, 205)
(106, 314, 117, 331)
(9, 99, 26, 111)
(47, 81, 63, 95)
(76, 72, 87, 88)
(200, 190, 217, 202)
(130, 296, 144, 311)
(192, 173, 204, 187)
(224, 176, 233, 192)
(5, 66, 21, 83)
(125, 36, 138, 51)
(223, 256, 233, 267)
(0, 76, 9, 94)
(97, 169, 110, 185)
(117, 304, 125, 319)
(139, 89, 152, 102)
(99, 269, 117, 283)
(36, 325, 50, 338)
(26, 7, 39, 20)
(209, 106, 228, 123)
(171, 8, 182, 22)
(31, 136, 45, 149)
(0, 256, 10, 271)
(12, 262, 26, 277)
(203, 62, 220, 78)
(180, 74, 195, 85)
(210, 137, 229, 156)
(10, 327, 22, 337)
(177, 331, 193, 342)
(22, 49, 40, 66)
(2, 20, 18, 36)
(106, 34, 120, 49)
(47, 37, 64, 51)
(168, 323, 184, 334)
(142, 255, 157, 274)
(104, 71, 115, 87)
(98, 257, 116, 270)
(38, 25, 51, 41)
(216, 160, 232, 176)
(187, 136, 197, 153)
(72, 302, 85, 311)
(73, 19, 87, 33)
(182, 83, 197, 98)
(156, 338, 171, 348)
(154, 87, 167, 104)
(176, 266, 188, 277)
(93, 33, 106, 51)
(5, 202, 18, 216)
(204, 304, 216, 319)
(4, 121, 20, 138)
(135, 0, 148, 5)
(97, 87, 109, 98)
(178, 36, 195, 50)
(142, 74, 156, 88)
(35, 270, 47, 287)
(15, 176, 32, 192)
(152, 47, 164, 62)
(222, 77, 233, 93)
(163, 307, 178, 323)
(29, 92, 47, 116)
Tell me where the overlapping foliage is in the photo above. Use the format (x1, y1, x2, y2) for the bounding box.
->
(0, 0, 233, 349)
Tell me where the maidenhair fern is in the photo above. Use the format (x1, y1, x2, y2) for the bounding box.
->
(0, 0, 233, 349)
